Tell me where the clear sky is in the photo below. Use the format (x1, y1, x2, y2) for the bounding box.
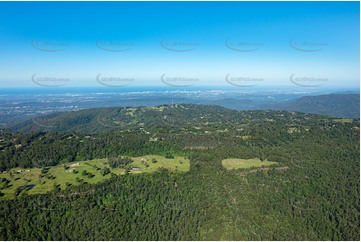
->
(0, 1, 359, 89)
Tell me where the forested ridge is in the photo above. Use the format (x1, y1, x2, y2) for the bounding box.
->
(0, 104, 359, 240)
(274, 93, 360, 118)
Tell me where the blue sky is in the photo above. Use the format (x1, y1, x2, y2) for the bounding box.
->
(0, 1, 359, 89)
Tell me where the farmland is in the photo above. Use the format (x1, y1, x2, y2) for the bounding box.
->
(222, 158, 278, 170)
(0, 104, 359, 240)
(0, 155, 189, 199)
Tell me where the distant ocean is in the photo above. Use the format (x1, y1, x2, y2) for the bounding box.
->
(0, 86, 359, 95)
(0, 86, 195, 95)
(0, 86, 273, 95)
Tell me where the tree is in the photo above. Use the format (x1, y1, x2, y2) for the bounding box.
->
(87, 172, 95, 178)
(14, 186, 23, 196)
(107, 156, 133, 169)
(41, 167, 49, 174)
(165, 152, 174, 159)
(53, 182, 60, 192)
(101, 167, 110, 176)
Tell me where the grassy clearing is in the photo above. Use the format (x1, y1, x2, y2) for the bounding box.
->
(333, 118, 353, 123)
(237, 135, 252, 140)
(287, 127, 300, 134)
(222, 158, 277, 170)
(132, 155, 189, 173)
(0, 155, 189, 200)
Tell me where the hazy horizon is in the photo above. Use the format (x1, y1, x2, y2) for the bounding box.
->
(0, 1, 359, 89)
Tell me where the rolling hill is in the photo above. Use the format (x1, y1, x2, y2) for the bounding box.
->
(1, 103, 359, 240)
(272, 93, 359, 118)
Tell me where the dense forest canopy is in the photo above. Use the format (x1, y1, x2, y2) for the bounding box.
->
(0, 104, 359, 240)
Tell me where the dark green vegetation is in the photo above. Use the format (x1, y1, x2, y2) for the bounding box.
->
(107, 156, 134, 169)
(274, 94, 360, 118)
(0, 104, 359, 240)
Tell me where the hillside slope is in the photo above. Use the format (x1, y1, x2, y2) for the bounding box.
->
(273, 94, 359, 118)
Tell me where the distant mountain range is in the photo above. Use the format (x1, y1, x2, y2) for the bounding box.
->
(4, 93, 360, 132)
(271, 93, 359, 118)
(10, 104, 241, 133)
(211, 93, 359, 118)
(9, 93, 359, 134)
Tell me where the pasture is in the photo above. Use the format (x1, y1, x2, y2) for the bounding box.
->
(0, 155, 189, 200)
(222, 158, 277, 170)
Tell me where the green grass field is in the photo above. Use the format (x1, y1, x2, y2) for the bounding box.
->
(222, 158, 277, 170)
(333, 118, 353, 123)
(287, 127, 300, 134)
(0, 155, 189, 200)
